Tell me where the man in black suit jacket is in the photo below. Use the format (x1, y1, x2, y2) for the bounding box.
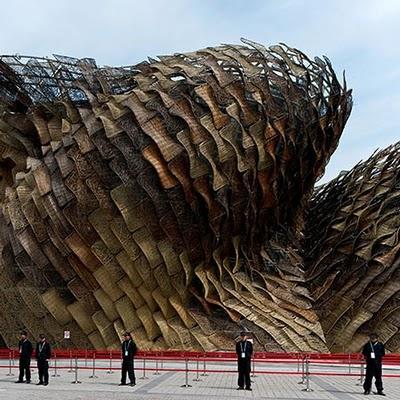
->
(35, 334, 51, 386)
(16, 330, 33, 384)
(235, 331, 253, 391)
(362, 333, 386, 396)
(119, 332, 137, 386)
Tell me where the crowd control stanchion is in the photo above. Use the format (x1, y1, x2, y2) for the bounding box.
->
(301, 356, 313, 392)
(84, 349, 88, 368)
(251, 356, 257, 378)
(153, 353, 161, 375)
(298, 355, 306, 384)
(71, 357, 81, 384)
(89, 352, 98, 379)
(356, 361, 365, 386)
(52, 353, 60, 377)
(68, 350, 73, 372)
(6, 350, 14, 376)
(297, 353, 300, 372)
(201, 354, 208, 377)
(348, 353, 352, 374)
(193, 356, 202, 382)
(107, 350, 114, 374)
(180, 359, 192, 388)
(12, 349, 16, 366)
(139, 354, 149, 380)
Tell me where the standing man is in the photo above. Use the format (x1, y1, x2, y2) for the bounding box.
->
(35, 334, 51, 386)
(119, 332, 137, 387)
(362, 332, 386, 396)
(16, 330, 33, 384)
(235, 331, 253, 391)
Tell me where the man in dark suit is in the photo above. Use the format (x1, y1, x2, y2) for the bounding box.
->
(362, 332, 386, 396)
(235, 331, 253, 391)
(119, 332, 137, 386)
(16, 330, 33, 384)
(35, 334, 51, 386)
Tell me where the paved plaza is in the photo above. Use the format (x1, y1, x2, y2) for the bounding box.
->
(0, 359, 399, 400)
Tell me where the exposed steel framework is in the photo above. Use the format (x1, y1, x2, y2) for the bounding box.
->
(0, 40, 392, 353)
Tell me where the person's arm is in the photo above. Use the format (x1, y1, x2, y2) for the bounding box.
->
(235, 342, 240, 356)
(362, 343, 368, 358)
(35, 344, 39, 360)
(46, 344, 51, 360)
(132, 341, 137, 357)
(29, 341, 33, 357)
(381, 343, 385, 358)
(249, 342, 253, 357)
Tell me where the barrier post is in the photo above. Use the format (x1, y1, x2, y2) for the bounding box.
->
(89, 352, 98, 379)
(251, 355, 257, 378)
(6, 350, 14, 376)
(356, 360, 365, 386)
(201, 353, 208, 377)
(71, 357, 81, 384)
(84, 348, 88, 367)
(298, 354, 306, 384)
(107, 350, 114, 374)
(180, 359, 192, 388)
(68, 350, 73, 372)
(12, 349, 15, 366)
(153, 352, 161, 375)
(193, 356, 202, 382)
(139, 354, 149, 380)
(348, 353, 351, 374)
(297, 353, 300, 373)
(301, 356, 313, 392)
(52, 353, 60, 377)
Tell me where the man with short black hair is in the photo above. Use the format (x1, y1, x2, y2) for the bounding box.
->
(16, 330, 33, 384)
(235, 331, 253, 391)
(119, 332, 137, 387)
(35, 334, 51, 386)
(362, 333, 386, 396)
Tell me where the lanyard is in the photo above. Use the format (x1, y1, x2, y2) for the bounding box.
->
(39, 343, 44, 353)
(370, 341, 376, 352)
(240, 341, 247, 353)
(124, 340, 131, 353)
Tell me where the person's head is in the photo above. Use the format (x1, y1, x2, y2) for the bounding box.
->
(20, 330, 27, 340)
(240, 331, 248, 341)
(370, 333, 379, 343)
(39, 334, 46, 342)
(122, 331, 131, 341)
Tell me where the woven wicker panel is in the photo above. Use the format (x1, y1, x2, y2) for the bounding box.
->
(92, 310, 119, 347)
(114, 295, 142, 331)
(136, 305, 161, 340)
(88, 330, 107, 349)
(93, 265, 124, 302)
(137, 285, 158, 312)
(41, 288, 73, 326)
(153, 312, 182, 348)
(115, 250, 143, 287)
(67, 301, 97, 335)
(93, 288, 119, 322)
(169, 294, 196, 329)
(117, 277, 145, 308)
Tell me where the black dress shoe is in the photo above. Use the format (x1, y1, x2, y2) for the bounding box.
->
(43, 383, 48, 386)
(130, 382, 136, 386)
(237, 387, 244, 390)
(119, 383, 127, 386)
(25, 381, 31, 384)
(364, 390, 370, 395)
(36, 382, 43, 385)
(376, 393, 386, 396)
(245, 387, 252, 391)
(15, 381, 23, 384)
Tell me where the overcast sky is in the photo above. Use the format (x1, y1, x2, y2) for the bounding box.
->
(1, 0, 399, 183)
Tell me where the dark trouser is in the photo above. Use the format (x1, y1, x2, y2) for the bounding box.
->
(19, 358, 31, 382)
(237, 358, 251, 389)
(121, 359, 135, 384)
(37, 360, 49, 384)
(363, 361, 383, 393)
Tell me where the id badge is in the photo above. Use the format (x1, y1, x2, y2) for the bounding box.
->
(241, 352, 245, 358)
(125, 351, 128, 357)
(371, 352, 375, 359)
